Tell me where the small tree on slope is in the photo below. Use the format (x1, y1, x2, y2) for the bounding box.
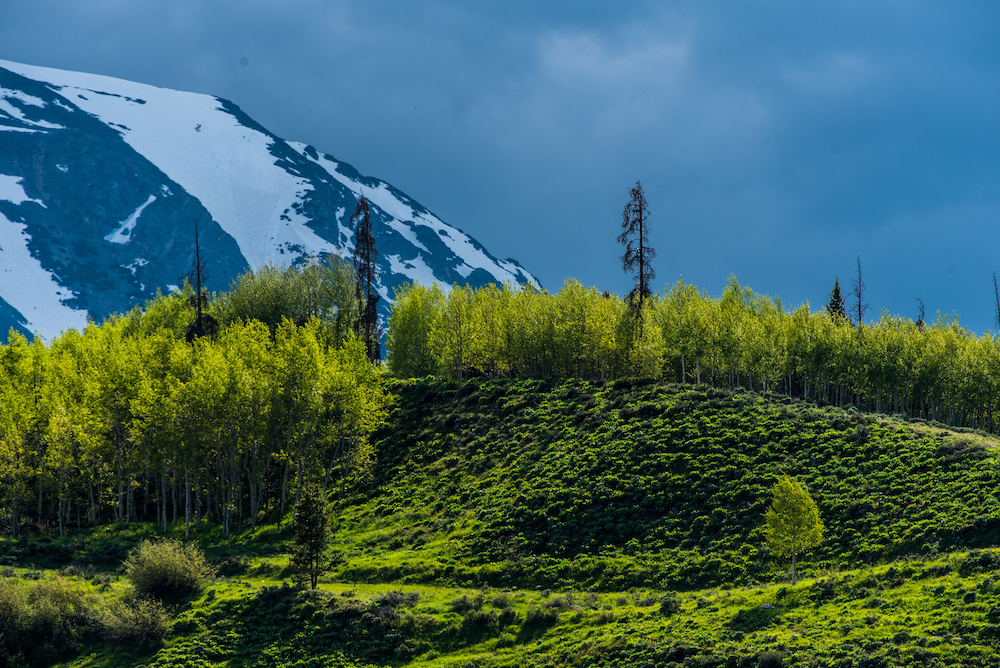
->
(764, 476, 823, 585)
(289, 485, 336, 589)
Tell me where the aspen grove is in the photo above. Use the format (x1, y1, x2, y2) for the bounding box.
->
(387, 276, 1000, 433)
(0, 287, 387, 538)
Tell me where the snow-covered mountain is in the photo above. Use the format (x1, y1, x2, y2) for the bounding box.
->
(0, 59, 536, 340)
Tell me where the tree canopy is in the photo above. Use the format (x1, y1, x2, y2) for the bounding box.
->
(212, 255, 358, 347)
(0, 270, 387, 538)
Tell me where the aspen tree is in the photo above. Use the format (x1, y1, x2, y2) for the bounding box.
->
(764, 476, 823, 584)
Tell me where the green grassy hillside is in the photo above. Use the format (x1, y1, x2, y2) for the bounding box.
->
(336, 378, 1000, 591)
(6, 378, 1000, 667)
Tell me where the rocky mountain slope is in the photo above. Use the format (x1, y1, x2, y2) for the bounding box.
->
(0, 59, 535, 339)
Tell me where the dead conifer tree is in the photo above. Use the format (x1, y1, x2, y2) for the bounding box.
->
(351, 195, 382, 363)
(185, 220, 218, 342)
(993, 272, 1000, 331)
(851, 256, 869, 328)
(618, 180, 656, 336)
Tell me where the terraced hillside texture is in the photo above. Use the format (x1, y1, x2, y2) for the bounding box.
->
(5, 378, 1000, 667)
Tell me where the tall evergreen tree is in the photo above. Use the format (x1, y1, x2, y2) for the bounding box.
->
(618, 181, 656, 336)
(351, 196, 382, 363)
(826, 278, 847, 320)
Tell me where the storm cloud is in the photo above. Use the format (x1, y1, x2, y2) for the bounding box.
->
(5, 1, 1000, 330)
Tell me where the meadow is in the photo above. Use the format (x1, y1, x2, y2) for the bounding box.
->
(4, 377, 1000, 667)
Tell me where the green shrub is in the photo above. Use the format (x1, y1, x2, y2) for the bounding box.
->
(524, 605, 558, 627)
(449, 593, 482, 612)
(124, 539, 214, 600)
(498, 607, 519, 627)
(759, 650, 784, 668)
(0, 577, 101, 665)
(490, 591, 512, 608)
(659, 592, 681, 616)
(496, 631, 518, 648)
(103, 596, 170, 646)
(373, 590, 420, 607)
(462, 608, 498, 629)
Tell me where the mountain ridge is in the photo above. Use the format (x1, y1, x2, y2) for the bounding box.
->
(0, 59, 536, 340)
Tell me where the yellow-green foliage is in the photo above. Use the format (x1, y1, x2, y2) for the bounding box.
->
(388, 276, 1000, 436)
(765, 476, 824, 583)
(212, 256, 358, 346)
(109, 552, 1000, 668)
(388, 279, 632, 380)
(0, 305, 389, 537)
(102, 594, 170, 646)
(764, 476, 824, 560)
(0, 575, 101, 665)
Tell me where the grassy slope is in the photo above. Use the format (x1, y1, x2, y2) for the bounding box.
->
(336, 378, 1000, 590)
(7, 377, 1000, 667)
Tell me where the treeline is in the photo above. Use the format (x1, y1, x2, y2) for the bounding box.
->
(387, 277, 1000, 433)
(0, 259, 386, 538)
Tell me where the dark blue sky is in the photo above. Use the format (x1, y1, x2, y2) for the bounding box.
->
(5, 1, 1000, 332)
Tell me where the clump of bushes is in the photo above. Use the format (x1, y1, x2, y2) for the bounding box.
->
(449, 593, 484, 612)
(524, 605, 559, 627)
(124, 539, 214, 601)
(0, 577, 101, 665)
(0, 571, 174, 665)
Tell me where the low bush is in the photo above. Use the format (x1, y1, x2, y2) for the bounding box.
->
(124, 539, 214, 600)
(659, 591, 681, 616)
(524, 605, 559, 627)
(449, 593, 483, 612)
(373, 590, 420, 607)
(103, 596, 170, 646)
(759, 650, 784, 668)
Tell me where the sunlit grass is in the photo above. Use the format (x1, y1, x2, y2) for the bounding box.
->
(16, 378, 1000, 666)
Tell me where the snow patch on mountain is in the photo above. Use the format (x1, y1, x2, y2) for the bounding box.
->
(105, 194, 155, 244)
(0, 174, 44, 207)
(293, 143, 537, 288)
(0, 60, 338, 268)
(0, 86, 64, 132)
(386, 253, 441, 289)
(0, 211, 89, 336)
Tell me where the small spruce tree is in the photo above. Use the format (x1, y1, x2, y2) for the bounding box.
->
(764, 476, 823, 585)
(289, 485, 336, 589)
(826, 278, 847, 321)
